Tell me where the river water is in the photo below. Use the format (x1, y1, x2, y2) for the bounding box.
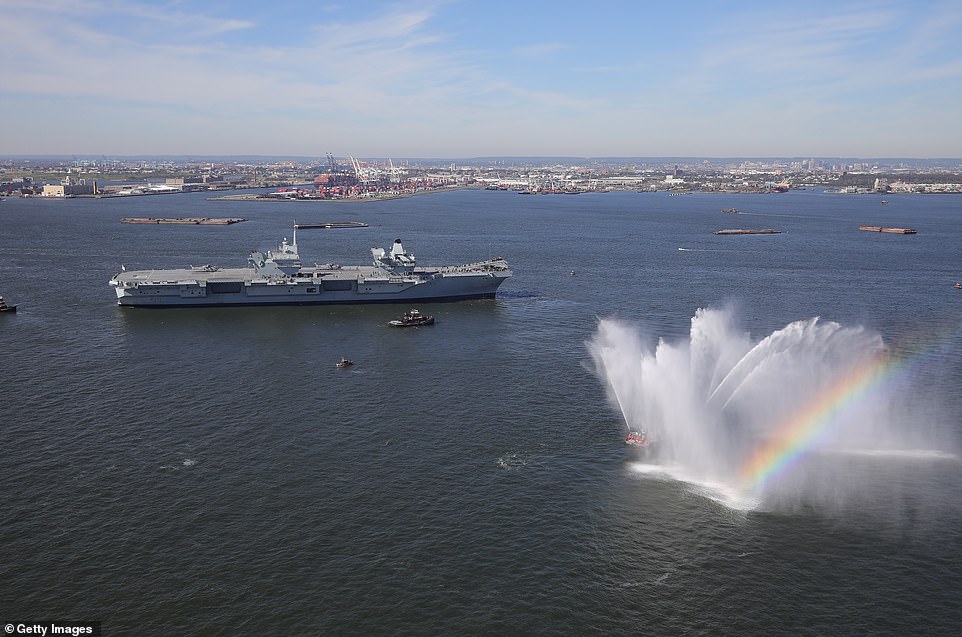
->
(1, 188, 960, 635)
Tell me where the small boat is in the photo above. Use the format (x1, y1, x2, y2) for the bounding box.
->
(954, 283, 961, 290)
(388, 308, 434, 327)
(625, 430, 653, 448)
(0, 296, 16, 313)
(335, 358, 353, 368)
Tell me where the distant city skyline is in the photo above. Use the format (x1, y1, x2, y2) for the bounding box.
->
(3, 0, 961, 157)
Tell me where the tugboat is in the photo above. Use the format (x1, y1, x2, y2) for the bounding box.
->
(0, 295, 16, 313)
(335, 358, 353, 368)
(388, 308, 435, 327)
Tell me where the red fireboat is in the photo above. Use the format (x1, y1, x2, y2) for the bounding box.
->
(625, 430, 652, 448)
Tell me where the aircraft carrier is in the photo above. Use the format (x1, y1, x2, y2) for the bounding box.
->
(109, 231, 512, 307)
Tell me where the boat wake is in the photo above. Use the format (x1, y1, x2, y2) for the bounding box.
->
(497, 289, 541, 300)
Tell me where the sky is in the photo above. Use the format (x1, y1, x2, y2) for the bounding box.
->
(2, 0, 962, 158)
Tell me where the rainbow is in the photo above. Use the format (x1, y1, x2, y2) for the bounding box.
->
(738, 321, 961, 493)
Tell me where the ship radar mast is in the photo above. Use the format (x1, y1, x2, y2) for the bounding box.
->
(370, 239, 416, 273)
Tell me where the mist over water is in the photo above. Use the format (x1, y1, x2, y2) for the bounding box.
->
(589, 307, 957, 514)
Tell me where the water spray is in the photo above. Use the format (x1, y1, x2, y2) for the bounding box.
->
(589, 307, 954, 512)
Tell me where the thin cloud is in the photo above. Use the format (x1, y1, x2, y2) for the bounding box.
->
(513, 42, 566, 58)
(0, 0, 255, 34)
(571, 63, 646, 74)
(310, 8, 436, 51)
(1, 2, 443, 109)
(701, 7, 901, 75)
(1, 0, 959, 155)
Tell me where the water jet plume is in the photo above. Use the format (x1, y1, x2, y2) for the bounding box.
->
(589, 307, 958, 513)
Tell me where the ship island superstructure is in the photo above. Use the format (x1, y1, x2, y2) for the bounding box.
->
(109, 231, 512, 307)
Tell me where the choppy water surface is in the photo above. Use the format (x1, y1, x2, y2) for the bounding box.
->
(2, 189, 961, 635)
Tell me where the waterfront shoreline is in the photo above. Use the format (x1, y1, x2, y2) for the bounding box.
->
(208, 185, 477, 203)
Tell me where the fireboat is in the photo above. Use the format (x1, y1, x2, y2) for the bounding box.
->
(625, 430, 652, 448)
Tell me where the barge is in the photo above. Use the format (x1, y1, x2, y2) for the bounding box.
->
(712, 229, 782, 235)
(293, 221, 368, 229)
(858, 226, 917, 234)
(122, 217, 247, 225)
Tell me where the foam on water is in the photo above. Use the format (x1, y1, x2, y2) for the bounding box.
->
(497, 452, 529, 470)
(628, 461, 762, 511)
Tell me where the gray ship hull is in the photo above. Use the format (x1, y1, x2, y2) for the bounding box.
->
(112, 268, 508, 307)
(110, 236, 512, 308)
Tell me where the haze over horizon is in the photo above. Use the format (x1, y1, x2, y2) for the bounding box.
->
(3, 0, 961, 158)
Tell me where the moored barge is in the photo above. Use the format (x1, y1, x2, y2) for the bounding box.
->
(712, 229, 782, 235)
(858, 226, 917, 234)
(122, 217, 246, 225)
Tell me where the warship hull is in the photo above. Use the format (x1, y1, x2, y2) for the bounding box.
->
(111, 269, 506, 307)
(110, 236, 511, 308)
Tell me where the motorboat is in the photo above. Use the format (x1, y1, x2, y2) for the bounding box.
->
(336, 358, 353, 368)
(0, 296, 16, 313)
(388, 308, 435, 327)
